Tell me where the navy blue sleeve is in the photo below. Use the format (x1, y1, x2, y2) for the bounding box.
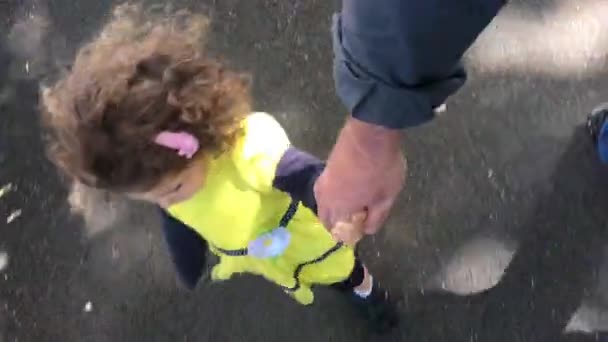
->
(272, 147, 324, 214)
(333, 0, 505, 128)
(159, 209, 208, 289)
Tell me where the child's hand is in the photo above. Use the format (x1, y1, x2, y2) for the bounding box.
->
(331, 211, 367, 247)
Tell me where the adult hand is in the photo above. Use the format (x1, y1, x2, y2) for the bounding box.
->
(314, 117, 407, 235)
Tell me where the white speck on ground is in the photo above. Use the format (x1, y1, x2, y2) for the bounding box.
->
(7, 210, 22, 224)
(84, 301, 93, 313)
(111, 243, 120, 260)
(0, 252, 8, 271)
(0, 183, 14, 199)
(25, 61, 29, 73)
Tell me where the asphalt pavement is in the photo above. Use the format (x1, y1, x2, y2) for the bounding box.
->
(2, 0, 608, 341)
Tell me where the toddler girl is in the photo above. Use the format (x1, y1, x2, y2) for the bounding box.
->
(41, 4, 398, 332)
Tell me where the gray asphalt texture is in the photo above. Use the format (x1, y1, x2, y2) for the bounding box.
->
(2, 0, 608, 341)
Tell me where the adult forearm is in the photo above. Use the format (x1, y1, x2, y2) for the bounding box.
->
(333, 0, 505, 128)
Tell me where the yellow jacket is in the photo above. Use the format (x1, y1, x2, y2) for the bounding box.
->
(167, 113, 355, 304)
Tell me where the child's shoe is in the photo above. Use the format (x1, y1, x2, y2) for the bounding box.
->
(350, 280, 400, 333)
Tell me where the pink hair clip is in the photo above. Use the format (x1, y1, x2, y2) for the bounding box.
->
(154, 131, 200, 159)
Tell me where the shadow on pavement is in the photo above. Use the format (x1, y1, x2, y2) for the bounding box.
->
(395, 127, 608, 342)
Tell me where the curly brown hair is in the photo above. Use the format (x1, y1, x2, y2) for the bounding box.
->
(41, 4, 250, 193)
